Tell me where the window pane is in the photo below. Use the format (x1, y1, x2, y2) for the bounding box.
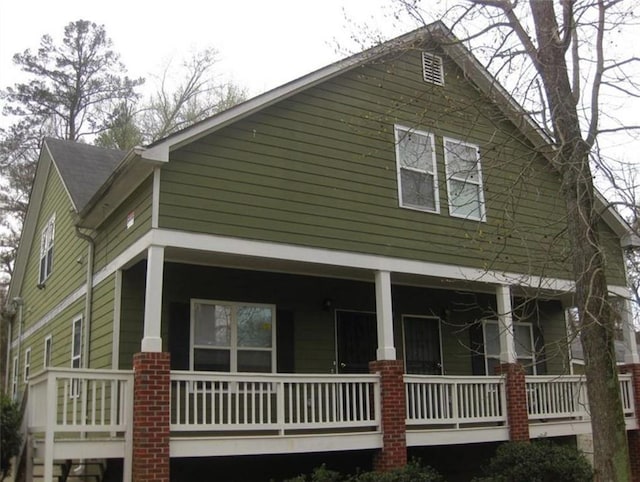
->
(194, 304, 231, 347)
(518, 358, 535, 375)
(515, 324, 533, 358)
(237, 306, 272, 348)
(484, 323, 500, 356)
(449, 180, 481, 218)
(194, 348, 230, 371)
(398, 131, 433, 172)
(72, 322, 81, 358)
(446, 141, 478, 176)
(400, 169, 435, 210)
(238, 350, 271, 373)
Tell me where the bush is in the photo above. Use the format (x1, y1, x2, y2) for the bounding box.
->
(0, 394, 22, 481)
(472, 441, 593, 482)
(282, 460, 442, 482)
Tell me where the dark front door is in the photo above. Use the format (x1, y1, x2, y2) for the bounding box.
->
(336, 311, 377, 374)
(403, 316, 442, 374)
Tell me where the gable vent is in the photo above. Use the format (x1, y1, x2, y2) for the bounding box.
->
(422, 52, 444, 86)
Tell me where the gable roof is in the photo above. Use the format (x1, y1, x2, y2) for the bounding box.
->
(45, 138, 126, 212)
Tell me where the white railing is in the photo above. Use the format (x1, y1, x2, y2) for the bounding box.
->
(404, 375, 506, 428)
(526, 374, 636, 421)
(526, 375, 588, 421)
(170, 371, 380, 434)
(619, 374, 635, 417)
(28, 368, 134, 434)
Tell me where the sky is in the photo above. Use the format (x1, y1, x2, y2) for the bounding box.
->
(0, 0, 638, 170)
(0, 0, 408, 101)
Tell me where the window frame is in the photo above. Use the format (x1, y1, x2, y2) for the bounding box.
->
(70, 316, 82, 397)
(190, 299, 276, 374)
(394, 124, 440, 214)
(483, 320, 536, 375)
(11, 356, 18, 400)
(39, 214, 56, 284)
(44, 335, 52, 368)
(23, 347, 31, 382)
(443, 137, 486, 222)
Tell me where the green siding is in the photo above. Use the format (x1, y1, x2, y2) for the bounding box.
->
(19, 161, 87, 328)
(156, 49, 615, 282)
(89, 274, 116, 369)
(93, 176, 153, 272)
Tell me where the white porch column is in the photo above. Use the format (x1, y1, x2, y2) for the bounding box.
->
(375, 270, 396, 360)
(620, 296, 640, 364)
(496, 284, 517, 364)
(141, 245, 164, 352)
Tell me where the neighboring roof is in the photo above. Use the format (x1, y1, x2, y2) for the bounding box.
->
(44, 138, 126, 212)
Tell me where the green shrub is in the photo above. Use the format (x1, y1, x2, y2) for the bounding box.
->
(282, 460, 442, 482)
(349, 460, 442, 482)
(472, 441, 593, 482)
(0, 394, 22, 481)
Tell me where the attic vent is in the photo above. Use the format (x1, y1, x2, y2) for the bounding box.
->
(422, 52, 444, 86)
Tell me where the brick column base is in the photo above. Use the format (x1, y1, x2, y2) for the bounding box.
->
(369, 360, 407, 471)
(623, 364, 640, 481)
(497, 363, 530, 442)
(133, 352, 171, 482)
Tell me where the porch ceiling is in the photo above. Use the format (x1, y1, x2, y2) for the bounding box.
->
(163, 247, 501, 294)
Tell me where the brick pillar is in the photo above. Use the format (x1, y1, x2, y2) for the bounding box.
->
(498, 363, 530, 442)
(369, 360, 407, 471)
(133, 352, 171, 482)
(623, 364, 640, 481)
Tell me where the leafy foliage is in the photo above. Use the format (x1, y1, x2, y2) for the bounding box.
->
(282, 461, 442, 482)
(0, 394, 22, 481)
(472, 441, 593, 482)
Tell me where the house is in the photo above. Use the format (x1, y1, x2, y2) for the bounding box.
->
(5, 21, 640, 482)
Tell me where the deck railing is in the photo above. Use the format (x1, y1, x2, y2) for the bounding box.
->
(404, 375, 506, 428)
(170, 371, 381, 434)
(28, 368, 134, 434)
(525, 374, 635, 421)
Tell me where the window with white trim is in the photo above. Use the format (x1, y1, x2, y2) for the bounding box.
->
(444, 138, 486, 221)
(422, 52, 444, 86)
(191, 300, 275, 373)
(394, 125, 439, 213)
(23, 347, 31, 382)
(483, 320, 536, 375)
(44, 335, 52, 368)
(70, 317, 82, 396)
(11, 356, 18, 400)
(39, 214, 55, 284)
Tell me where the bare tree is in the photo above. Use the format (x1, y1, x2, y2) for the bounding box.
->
(139, 48, 247, 143)
(390, 1, 639, 479)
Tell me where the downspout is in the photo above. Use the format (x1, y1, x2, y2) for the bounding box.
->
(13, 298, 24, 397)
(75, 227, 95, 369)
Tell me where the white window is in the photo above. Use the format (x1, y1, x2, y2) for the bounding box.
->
(23, 348, 31, 382)
(39, 214, 55, 284)
(483, 320, 536, 375)
(70, 317, 82, 396)
(11, 356, 18, 400)
(444, 138, 486, 221)
(394, 125, 439, 213)
(191, 300, 275, 373)
(44, 335, 52, 368)
(422, 52, 444, 86)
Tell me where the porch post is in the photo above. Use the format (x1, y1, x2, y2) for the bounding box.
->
(141, 245, 164, 352)
(374, 270, 396, 360)
(495, 284, 530, 442)
(132, 245, 170, 482)
(370, 270, 406, 471)
(620, 297, 640, 365)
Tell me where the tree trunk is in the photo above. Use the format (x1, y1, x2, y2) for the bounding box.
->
(530, 2, 631, 480)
